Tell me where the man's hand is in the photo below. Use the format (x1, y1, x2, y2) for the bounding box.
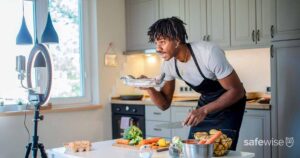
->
(183, 107, 208, 126)
(136, 75, 151, 90)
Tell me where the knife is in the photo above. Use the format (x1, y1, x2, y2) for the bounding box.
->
(155, 122, 189, 129)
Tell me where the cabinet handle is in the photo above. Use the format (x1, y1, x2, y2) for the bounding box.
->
(203, 35, 206, 41)
(270, 45, 274, 58)
(252, 30, 255, 42)
(256, 30, 260, 42)
(153, 112, 161, 115)
(270, 25, 274, 38)
(154, 128, 162, 131)
(206, 35, 210, 41)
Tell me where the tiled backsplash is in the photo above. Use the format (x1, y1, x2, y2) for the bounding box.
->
(114, 48, 270, 96)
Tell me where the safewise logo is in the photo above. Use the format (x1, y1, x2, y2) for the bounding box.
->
(244, 137, 294, 148)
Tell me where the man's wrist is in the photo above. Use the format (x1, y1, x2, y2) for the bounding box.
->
(199, 106, 209, 115)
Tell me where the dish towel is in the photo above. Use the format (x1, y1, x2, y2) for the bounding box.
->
(120, 117, 131, 129)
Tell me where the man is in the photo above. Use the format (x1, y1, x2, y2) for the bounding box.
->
(143, 17, 246, 150)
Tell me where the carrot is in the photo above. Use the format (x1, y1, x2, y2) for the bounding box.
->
(147, 137, 161, 144)
(139, 139, 151, 145)
(198, 139, 207, 144)
(115, 139, 130, 145)
(205, 131, 222, 144)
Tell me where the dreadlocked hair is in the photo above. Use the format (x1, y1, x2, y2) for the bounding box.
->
(147, 16, 188, 43)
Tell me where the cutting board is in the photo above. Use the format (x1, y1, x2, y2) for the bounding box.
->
(112, 143, 169, 152)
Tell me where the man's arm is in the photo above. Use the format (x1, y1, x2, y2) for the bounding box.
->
(204, 70, 245, 113)
(145, 80, 175, 111)
(184, 70, 245, 126)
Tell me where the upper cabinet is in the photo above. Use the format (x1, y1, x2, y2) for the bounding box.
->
(125, 0, 275, 52)
(159, 0, 185, 20)
(185, 0, 230, 48)
(125, 0, 159, 52)
(272, 0, 300, 41)
(185, 0, 206, 43)
(230, 0, 274, 48)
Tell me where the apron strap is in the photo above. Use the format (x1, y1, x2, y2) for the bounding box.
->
(186, 43, 208, 80)
(174, 43, 208, 80)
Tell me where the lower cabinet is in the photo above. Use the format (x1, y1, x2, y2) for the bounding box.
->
(146, 105, 271, 158)
(145, 105, 194, 139)
(145, 105, 171, 139)
(171, 106, 193, 139)
(236, 109, 271, 158)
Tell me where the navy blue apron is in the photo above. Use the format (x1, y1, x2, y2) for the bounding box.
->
(174, 43, 246, 150)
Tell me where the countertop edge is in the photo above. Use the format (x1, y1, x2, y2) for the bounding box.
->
(111, 99, 270, 110)
(0, 104, 103, 117)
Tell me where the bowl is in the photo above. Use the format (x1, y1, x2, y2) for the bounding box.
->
(182, 140, 213, 158)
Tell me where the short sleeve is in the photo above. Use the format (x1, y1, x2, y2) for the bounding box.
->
(161, 61, 175, 81)
(207, 46, 233, 79)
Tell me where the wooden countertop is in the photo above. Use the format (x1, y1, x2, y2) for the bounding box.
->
(111, 97, 270, 110)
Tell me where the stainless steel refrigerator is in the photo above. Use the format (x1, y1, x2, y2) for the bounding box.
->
(271, 0, 300, 157)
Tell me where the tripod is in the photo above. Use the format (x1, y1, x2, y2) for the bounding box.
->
(25, 93, 48, 158)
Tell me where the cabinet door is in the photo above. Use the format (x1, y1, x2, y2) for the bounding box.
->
(185, 0, 207, 43)
(146, 105, 171, 122)
(125, 0, 158, 51)
(256, 0, 275, 46)
(171, 106, 192, 139)
(272, 0, 300, 41)
(206, 0, 230, 48)
(236, 110, 271, 158)
(230, 0, 256, 47)
(271, 40, 300, 158)
(159, 0, 185, 20)
(146, 120, 172, 138)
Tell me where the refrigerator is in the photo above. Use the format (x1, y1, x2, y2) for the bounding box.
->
(271, 0, 300, 157)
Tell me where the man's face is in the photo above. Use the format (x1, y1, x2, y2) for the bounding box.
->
(155, 37, 178, 61)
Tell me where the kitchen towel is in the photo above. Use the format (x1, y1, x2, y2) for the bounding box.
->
(120, 117, 131, 129)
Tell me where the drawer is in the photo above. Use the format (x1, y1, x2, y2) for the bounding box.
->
(146, 121, 171, 138)
(146, 105, 170, 121)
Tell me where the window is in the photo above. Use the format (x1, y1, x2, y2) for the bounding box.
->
(48, 0, 84, 98)
(0, 0, 92, 106)
(0, 0, 33, 105)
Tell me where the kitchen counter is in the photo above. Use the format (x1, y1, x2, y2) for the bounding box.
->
(111, 98, 270, 110)
(47, 140, 255, 158)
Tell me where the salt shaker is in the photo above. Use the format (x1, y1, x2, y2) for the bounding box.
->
(139, 145, 153, 158)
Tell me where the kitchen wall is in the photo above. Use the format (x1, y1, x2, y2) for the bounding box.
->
(0, 0, 126, 157)
(115, 48, 270, 96)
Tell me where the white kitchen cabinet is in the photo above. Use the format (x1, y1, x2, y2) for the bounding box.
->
(125, 0, 159, 52)
(159, 0, 185, 21)
(185, 0, 230, 49)
(270, 40, 300, 158)
(272, 0, 300, 41)
(146, 120, 171, 139)
(146, 105, 171, 121)
(230, 0, 274, 48)
(145, 105, 171, 139)
(185, 0, 206, 43)
(236, 109, 271, 158)
(171, 106, 193, 139)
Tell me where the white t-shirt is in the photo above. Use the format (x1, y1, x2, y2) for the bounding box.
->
(161, 41, 233, 86)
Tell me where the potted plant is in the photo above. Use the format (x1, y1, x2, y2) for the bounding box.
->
(16, 98, 26, 111)
(0, 101, 4, 112)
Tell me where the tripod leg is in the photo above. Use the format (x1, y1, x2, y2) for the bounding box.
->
(25, 143, 32, 158)
(38, 143, 48, 158)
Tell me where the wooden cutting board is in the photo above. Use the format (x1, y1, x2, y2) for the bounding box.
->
(112, 143, 169, 152)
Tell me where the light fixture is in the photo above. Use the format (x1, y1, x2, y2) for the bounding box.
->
(16, 0, 33, 45)
(41, 0, 59, 43)
(41, 12, 59, 43)
(16, 0, 59, 45)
